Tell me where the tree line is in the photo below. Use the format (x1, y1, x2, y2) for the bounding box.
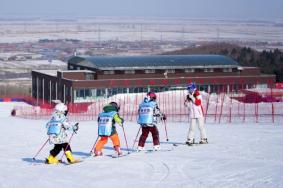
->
(164, 43, 283, 82)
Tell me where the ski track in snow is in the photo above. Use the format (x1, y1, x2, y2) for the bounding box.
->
(1, 102, 283, 188)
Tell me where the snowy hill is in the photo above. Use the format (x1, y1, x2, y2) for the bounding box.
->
(1, 102, 283, 188)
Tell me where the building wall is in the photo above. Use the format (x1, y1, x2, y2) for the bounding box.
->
(62, 71, 97, 80)
(94, 69, 244, 80)
(32, 64, 275, 104)
(70, 76, 274, 89)
(69, 64, 260, 80)
(32, 71, 74, 104)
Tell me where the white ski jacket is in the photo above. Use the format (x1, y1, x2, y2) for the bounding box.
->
(184, 90, 204, 119)
(46, 112, 73, 144)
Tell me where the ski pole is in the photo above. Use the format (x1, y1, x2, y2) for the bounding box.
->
(121, 124, 130, 154)
(163, 119, 169, 141)
(32, 138, 49, 160)
(90, 135, 100, 154)
(131, 127, 141, 150)
(60, 131, 76, 161)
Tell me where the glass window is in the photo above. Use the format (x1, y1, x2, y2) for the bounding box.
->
(85, 73, 94, 80)
(137, 87, 147, 93)
(108, 88, 118, 97)
(167, 69, 175, 73)
(129, 87, 136, 93)
(204, 68, 214, 72)
(51, 82, 56, 100)
(104, 70, 114, 74)
(124, 70, 135, 74)
(200, 85, 208, 92)
(79, 89, 84, 97)
(223, 68, 232, 72)
(117, 88, 123, 94)
(85, 89, 90, 98)
(185, 68, 195, 73)
(145, 69, 155, 74)
(97, 89, 106, 97)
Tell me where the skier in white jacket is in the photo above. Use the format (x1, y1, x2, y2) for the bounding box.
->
(45, 103, 79, 164)
(184, 83, 208, 145)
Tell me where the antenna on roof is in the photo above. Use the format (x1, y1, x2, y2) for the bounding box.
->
(140, 24, 143, 41)
(217, 28, 220, 43)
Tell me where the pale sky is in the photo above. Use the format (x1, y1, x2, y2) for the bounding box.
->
(1, 0, 283, 20)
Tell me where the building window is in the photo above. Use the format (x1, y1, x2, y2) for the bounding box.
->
(204, 68, 214, 72)
(51, 82, 56, 101)
(69, 65, 74, 69)
(85, 73, 94, 80)
(97, 88, 106, 97)
(185, 68, 195, 73)
(104, 70, 114, 74)
(223, 68, 232, 72)
(167, 69, 175, 73)
(124, 70, 135, 74)
(77, 66, 80, 70)
(145, 69, 155, 74)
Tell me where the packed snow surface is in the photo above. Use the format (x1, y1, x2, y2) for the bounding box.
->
(1, 102, 283, 188)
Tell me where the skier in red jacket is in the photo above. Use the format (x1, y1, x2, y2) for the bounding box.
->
(184, 83, 208, 145)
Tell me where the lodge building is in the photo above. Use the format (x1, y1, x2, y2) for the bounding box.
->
(31, 55, 275, 104)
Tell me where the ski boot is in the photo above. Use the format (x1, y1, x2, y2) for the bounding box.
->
(153, 145, 161, 151)
(114, 146, 123, 156)
(199, 138, 208, 144)
(65, 150, 80, 163)
(137, 146, 144, 152)
(94, 150, 103, 157)
(45, 155, 59, 164)
(185, 139, 195, 146)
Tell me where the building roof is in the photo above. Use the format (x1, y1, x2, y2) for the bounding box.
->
(68, 55, 239, 70)
(32, 70, 58, 77)
(32, 70, 93, 77)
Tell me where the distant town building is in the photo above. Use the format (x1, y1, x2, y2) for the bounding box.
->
(32, 55, 275, 104)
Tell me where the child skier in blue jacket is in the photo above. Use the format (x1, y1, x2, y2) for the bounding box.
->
(45, 103, 79, 164)
(137, 91, 166, 151)
(94, 102, 124, 156)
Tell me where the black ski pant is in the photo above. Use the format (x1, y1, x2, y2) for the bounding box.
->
(138, 126, 160, 147)
(50, 143, 72, 157)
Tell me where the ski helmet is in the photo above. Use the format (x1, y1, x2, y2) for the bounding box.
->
(55, 103, 68, 114)
(147, 91, 157, 100)
(187, 82, 197, 93)
(109, 102, 120, 112)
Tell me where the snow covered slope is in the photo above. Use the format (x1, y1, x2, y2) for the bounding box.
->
(0, 102, 31, 117)
(0, 102, 283, 188)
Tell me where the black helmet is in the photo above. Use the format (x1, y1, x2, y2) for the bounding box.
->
(109, 102, 120, 112)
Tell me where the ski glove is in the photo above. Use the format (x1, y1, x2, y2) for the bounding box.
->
(162, 114, 167, 121)
(187, 93, 195, 103)
(187, 93, 193, 99)
(120, 118, 125, 125)
(73, 123, 79, 132)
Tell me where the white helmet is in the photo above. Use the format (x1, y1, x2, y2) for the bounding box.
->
(55, 103, 68, 114)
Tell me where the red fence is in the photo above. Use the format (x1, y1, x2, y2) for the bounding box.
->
(12, 89, 283, 124)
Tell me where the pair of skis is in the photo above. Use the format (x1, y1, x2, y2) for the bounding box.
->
(97, 147, 174, 159)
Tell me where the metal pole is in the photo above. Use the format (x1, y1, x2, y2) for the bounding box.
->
(131, 127, 141, 150)
(121, 125, 130, 154)
(90, 136, 100, 154)
(162, 119, 169, 141)
(32, 138, 49, 160)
